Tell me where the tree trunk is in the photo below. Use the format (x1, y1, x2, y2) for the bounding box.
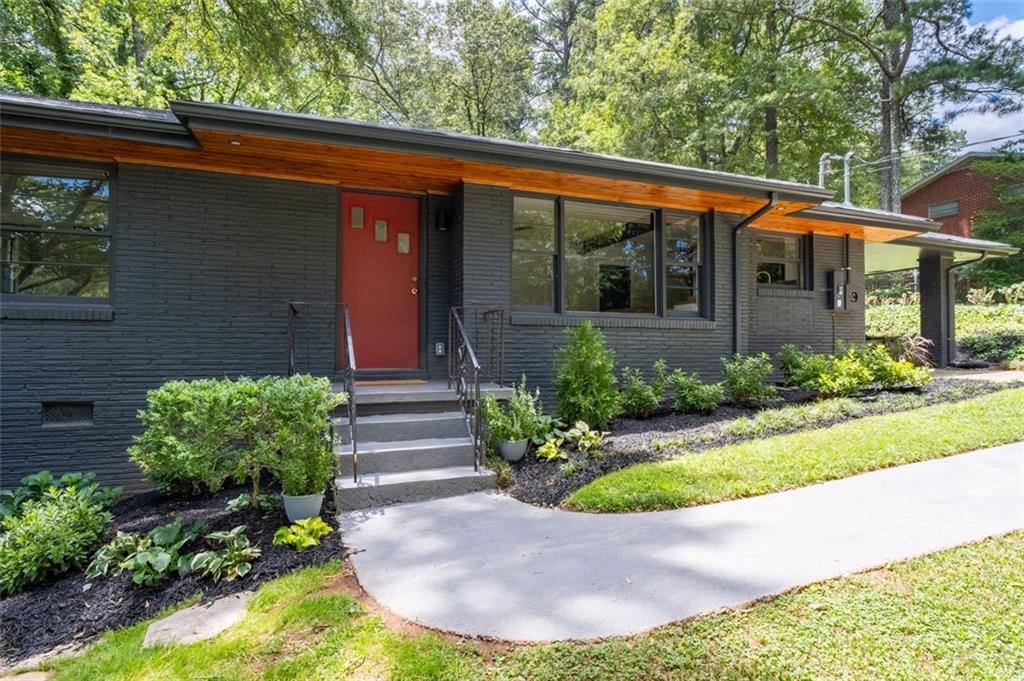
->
(764, 6, 779, 178)
(878, 0, 905, 212)
(879, 77, 902, 211)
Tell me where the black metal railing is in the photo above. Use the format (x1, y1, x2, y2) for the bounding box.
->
(482, 308, 505, 387)
(287, 301, 358, 482)
(448, 307, 484, 470)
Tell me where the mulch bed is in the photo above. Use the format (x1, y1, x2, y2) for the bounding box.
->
(0, 484, 347, 667)
(504, 378, 1020, 507)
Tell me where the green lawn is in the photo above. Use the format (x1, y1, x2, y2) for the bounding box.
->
(43, 533, 1024, 680)
(567, 387, 1024, 513)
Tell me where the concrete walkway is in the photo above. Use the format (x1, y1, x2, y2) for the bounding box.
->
(932, 367, 1024, 383)
(340, 443, 1024, 641)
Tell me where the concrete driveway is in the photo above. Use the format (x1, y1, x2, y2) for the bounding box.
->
(340, 442, 1024, 641)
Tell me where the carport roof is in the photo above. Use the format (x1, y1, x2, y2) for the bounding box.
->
(866, 231, 1020, 275)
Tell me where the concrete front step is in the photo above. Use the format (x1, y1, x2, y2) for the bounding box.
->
(333, 411, 468, 444)
(336, 466, 496, 510)
(337, 436, 475, 475)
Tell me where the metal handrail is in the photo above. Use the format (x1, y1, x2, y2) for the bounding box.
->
(287, 301, 359, 483)
(448, 307, 484, 470)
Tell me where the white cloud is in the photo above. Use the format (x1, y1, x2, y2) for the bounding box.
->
(941, 16, 1024, 150)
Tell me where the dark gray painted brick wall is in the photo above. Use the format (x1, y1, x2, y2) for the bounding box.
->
(455, 183, 866, 399)
(1, 165, 339, 490)
(745, 232, 866, 360)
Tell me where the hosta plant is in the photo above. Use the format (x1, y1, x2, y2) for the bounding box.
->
(273, 517, 333, 552)
(535, 437, 567, 461)
(189, 526, 261, 582)
(87, 518, 207, 586)
(566, 421, 606, 457)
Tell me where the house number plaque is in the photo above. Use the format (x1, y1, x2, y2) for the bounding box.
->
(374, 219, 388, 241)
(397, 233, 410, 254)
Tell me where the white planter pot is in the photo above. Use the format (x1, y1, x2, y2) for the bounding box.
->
(282, 493, 324, 522)
(498, 438, 529, 462)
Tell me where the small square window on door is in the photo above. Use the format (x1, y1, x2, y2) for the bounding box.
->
(375, 219, 388, 241)
(397, 232, 410, 254)
(351, 206, 364, 228)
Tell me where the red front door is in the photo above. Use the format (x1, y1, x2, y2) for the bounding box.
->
(341, 192, 420, 370)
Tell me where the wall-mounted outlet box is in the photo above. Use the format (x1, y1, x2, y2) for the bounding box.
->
(435, 342, 446, 356)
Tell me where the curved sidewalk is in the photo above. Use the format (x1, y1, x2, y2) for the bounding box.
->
(339, 442, 1024, 641)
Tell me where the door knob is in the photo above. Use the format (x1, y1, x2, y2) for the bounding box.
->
(411, 287, 419, 295)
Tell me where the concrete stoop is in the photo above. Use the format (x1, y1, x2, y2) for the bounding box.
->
(334, 382, 510, 510)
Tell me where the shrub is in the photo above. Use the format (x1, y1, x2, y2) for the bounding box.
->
(670, 371, 724, 414)
(483, 377, 542, 444)
(960, 332, 1024, 365)
(1, 470, 120, 519)
(721, 353, 777, 406)
(130, 375, 344, 506)
(188, 526, 261, 582)
(273, 517, 333, 552)
(0, 486, 113, 595)
(86, 518, 207, 586)
(619, 360, 668, 419)
(554, 322, 620, 430)
(813, 351, 874, 398)
(848, 343, 930, 389)
(566, 421, 606, 456)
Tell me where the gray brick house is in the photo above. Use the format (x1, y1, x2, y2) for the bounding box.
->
(0, 93, 1016, 491)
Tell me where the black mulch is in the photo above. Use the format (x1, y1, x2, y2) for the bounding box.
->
(503, 378, 1020, 508)
(0, 484, 347, 666)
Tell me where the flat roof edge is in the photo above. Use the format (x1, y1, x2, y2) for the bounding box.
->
(796, 203, 939, 232)
(171, 100, 836, 204)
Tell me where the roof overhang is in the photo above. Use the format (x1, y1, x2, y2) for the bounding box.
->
(866, 232, 1020, 275)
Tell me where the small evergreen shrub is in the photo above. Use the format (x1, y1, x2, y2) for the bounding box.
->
(782, 343, 930, 398)
(554, 322, 621, 429)
(619, 360, 669, 419)
(721, 353, 777, 406)
(670, 371, 724, 414)
(0, 486, 114, 595)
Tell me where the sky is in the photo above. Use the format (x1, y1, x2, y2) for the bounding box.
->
(950, 1, 1024, 150)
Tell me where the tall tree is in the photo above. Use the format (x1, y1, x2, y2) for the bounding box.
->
(788, 0, 1024, 210)
(518, 0, 600, 103)
(964, 147, 1024, 289)
(1, 0, 363, 113)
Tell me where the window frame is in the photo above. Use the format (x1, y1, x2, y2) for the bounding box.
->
(510, 192, 709, 319)
(927, 200, 959, 219)
(1, 157, 116, 305)
(754, 232, 808, 290)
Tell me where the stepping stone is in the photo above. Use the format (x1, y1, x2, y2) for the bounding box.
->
(142, 592, 253, 648)
(0, 673, 52, 681)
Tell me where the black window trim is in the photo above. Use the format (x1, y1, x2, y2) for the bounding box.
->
(0, 155, 116, 307)
(510, 191, 710, 320)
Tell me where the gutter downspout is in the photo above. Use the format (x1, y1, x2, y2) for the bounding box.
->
(944, 251, 987, 364)
(733, 191, 779, 354)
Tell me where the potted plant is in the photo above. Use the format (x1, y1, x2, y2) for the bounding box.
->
(279, 444, 333, 522)
(483, 377, 540, 462)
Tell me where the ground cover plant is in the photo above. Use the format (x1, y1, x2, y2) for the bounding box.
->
(0, 483, 345, 666)
(38, 533, 1024, 680)
(566, 387, 1024, 512)
(780, 343, 930, 398)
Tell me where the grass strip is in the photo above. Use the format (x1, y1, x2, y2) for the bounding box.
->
(568, 387, 1024, 512)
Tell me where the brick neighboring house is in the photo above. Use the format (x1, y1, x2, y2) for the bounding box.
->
(901, 152, 1000, 237)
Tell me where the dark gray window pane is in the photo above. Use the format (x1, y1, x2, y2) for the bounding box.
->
(756, 261, 801, 286)
(511, 251, 554, 308)
(1, 173, 110, 232)
(756, 235, 799, 259)
(665, 214, 699, 264)
(513, 196, 555, 252)
(2, 231, 110, 266)
(564, 201, 654, 313)
(667, 286, 698, 313)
